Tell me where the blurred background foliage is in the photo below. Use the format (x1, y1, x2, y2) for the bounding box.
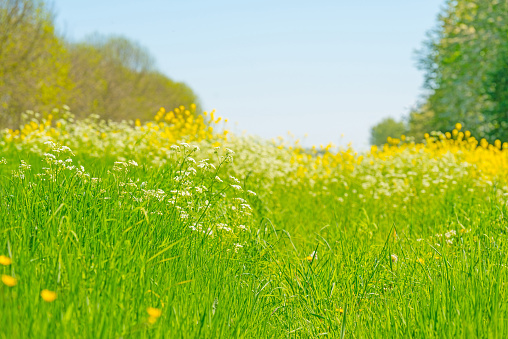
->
(0, 0, 199, 128)
(2, 0, 507, 145)
(371, 0, 508, 145)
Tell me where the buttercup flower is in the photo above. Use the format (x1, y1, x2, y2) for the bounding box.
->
(147, 307, 162, 324)
(0, 255, 12, 266)
(41, 289, 57, 302)
(2, 274, 17, 287)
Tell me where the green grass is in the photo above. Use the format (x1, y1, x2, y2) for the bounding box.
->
(1, 140, 508, 338)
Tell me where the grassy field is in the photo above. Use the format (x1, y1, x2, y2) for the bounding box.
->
(1, 107, 508, 338)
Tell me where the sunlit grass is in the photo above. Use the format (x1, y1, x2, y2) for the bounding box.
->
(1, 106, 507, 337)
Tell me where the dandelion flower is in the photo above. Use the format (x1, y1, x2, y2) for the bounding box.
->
(2, 274, 17, 287)
(0, 255, 12, 266)
(41, 289, 57, 302)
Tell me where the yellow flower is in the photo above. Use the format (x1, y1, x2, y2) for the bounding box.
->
(147, 307, 162, 324)
(2, 274, 17, 287)
(336, 308, 344, 314)
(416, 258, 425, 265)
(41, 289, 57, 302)
(306, 251, 317, 262)
(147, 307, 162, 318)
(0, 255, 12, 266)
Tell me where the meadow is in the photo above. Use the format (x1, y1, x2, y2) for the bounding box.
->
(1, 105, 508, 338)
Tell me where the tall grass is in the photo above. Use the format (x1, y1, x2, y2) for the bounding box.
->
(1, 108, 507, 338)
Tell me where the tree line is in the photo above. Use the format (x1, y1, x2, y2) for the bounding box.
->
(0, 0, 198, 128)
(371, 0, 508, 146)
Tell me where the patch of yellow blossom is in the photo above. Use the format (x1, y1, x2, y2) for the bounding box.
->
(0, 255, 12, 266)
(2, 274, 17, 287)
(3, 106, 508, 188)
(368, 129, 508, 185)
(147, 307, 162, 324)
(40, 289, 57, 302)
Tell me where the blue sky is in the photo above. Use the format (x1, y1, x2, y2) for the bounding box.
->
(54, 0, 444, 149)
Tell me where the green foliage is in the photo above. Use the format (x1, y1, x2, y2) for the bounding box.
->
(407, 106, 435, 141)
(370, 117, 406, 145)
(0, 1, 199, 128)
(484, 44, 508, 141)
(416, 0, 508, 141)
(67, 36, 199, 122)
(0, 0, 73, 127)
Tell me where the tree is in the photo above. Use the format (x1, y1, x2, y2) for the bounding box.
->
(370, 117, 407, 146)
(0, 2, 200, 128)
(406, 105, 435, 141)
(66, 35, 199, 121)
(416, 0, 508, 141)
(0, 0, 72, 127)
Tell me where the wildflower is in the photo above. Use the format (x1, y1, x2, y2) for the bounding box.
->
(390, 254, 398, 263)
(416, 258, 425, 265)
(147, 307, 162, 324)
(40, 289, 57, 302)
(0, 255, 12, 266)
(306, 251, 317, 262)
(2, 275, 17, 287)
(445, 230, 456, 238)
(336, 308, 344, 314)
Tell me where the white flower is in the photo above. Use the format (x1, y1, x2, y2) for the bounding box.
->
(306, 251, 317, 262)
(445, 230, 456, 238)
(391, 254, 398, 263)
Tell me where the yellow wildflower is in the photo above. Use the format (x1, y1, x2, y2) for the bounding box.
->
(306, 251, 317, 262)
(147, 307, 162, 324)
(0, 255, 12, 266)
(41, 289, 57, 302)
(2, 274, 17, 287)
